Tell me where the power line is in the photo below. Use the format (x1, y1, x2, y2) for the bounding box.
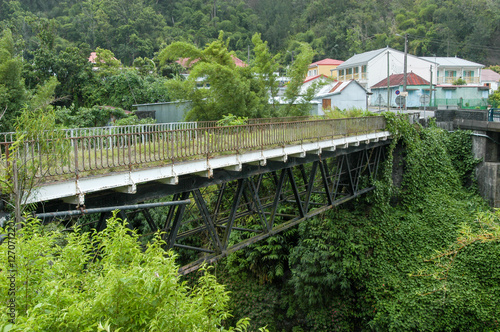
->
(407, 34, 500, 53)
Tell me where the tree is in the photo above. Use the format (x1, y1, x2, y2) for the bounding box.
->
(159, 33, 314, 121)
(283, 42, 316, 116)
(0, 213, 256, 331)
(93, 47, 122, 76)
(0, 28, 26, 132)
(488, 86, 500, 108)
(251, 33, 280, 116)
(159, 32, 266, 121)
(488, 65, 500, 74)
(0, 76, 68, 227)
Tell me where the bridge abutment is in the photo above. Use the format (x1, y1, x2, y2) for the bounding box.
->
(436, 109, 500, 208)
(472, 131, 500, 208)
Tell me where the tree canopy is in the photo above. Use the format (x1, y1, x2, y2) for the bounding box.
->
(2, 0, 498, 66)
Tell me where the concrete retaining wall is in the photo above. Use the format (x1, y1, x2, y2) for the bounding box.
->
(476, 162, 500, 208)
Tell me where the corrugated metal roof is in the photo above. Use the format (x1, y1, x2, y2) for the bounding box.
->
(420, 56, 484, 68)
(303, 74, 327, 84)
(335, 48, 388, 70)
(481, 69, 500, 81)
(371, 72, 430, 88)
(315, 80, 366, 98)
(309, 58, 344, 67)
(329, 81, 345, 93)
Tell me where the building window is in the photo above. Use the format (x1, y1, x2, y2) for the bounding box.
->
(361, 65, 367, 73)
(463, 70, 474, 77)
(445, 70, 457, 77)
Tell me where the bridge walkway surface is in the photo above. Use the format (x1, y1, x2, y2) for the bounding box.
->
(0, 116, 392, 272)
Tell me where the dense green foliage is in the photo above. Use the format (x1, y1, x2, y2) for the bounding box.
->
(489, 86, 500, 108)
(2, 0, 498, 65)
(1, 0, 498, 128)
(214, 117, 499, 331)
(0, 214, 261, 331)
(159, 32, 314, 120)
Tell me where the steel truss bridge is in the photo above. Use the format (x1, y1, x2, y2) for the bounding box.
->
(1, 116, 391, 273)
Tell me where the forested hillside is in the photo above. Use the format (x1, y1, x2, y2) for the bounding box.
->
(1, 0, 499, 66)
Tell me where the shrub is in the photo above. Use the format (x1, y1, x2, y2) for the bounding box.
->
(0, 213, 234, 331)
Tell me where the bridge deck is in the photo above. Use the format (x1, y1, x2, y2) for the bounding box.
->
(0, 116, 389, 205)
(28, 131, 390, 205)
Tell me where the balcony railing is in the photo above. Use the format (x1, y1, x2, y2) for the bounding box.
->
(437, 77, 480, 84)
(338, 73, 366, 81)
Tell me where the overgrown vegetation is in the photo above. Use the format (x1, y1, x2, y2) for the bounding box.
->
(213, 115, 499, 331)
(0, 213, 268, 331)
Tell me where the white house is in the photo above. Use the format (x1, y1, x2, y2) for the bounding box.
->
(335, 47, 434, 91)
(481, 69, 500, 94)
(311, 80, 368, 115)
(270, 75, 368, 115)
(419, 56, 484, 86)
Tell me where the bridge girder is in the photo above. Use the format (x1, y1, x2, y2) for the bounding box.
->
(35, 141, 388, 273)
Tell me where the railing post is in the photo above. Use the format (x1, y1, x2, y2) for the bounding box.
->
(73, 138, 79, 179)
(206, 127, 210, 159)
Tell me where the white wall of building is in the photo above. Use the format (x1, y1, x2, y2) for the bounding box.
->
(366, 51, 434, 89)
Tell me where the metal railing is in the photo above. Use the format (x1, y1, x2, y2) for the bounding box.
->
(489, 108, 500, 122)
(432, 98, 488, 110)
(0, 116, 387, 183)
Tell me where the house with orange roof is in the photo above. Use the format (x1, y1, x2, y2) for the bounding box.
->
(307, 58, 344, 80)
(370, 72, 432, 108)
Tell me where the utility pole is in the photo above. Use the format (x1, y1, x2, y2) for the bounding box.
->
(403, 33, 408, 111)
(429, 66, 433, 108)
(387, 50, 390, 112)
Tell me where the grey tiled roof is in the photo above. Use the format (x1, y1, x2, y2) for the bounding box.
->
(336, 48, 389, 69)
(420, 57, 484, 68)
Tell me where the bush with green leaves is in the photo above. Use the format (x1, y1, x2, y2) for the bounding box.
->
(0, 213, 262, 331)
